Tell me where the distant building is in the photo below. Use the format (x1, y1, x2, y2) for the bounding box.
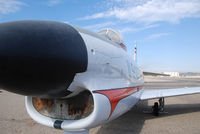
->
(179, 72, 200, 77)
(163, 72, 180, 77)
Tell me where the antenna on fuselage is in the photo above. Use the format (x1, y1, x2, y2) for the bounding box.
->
(134, 41, 137, 63)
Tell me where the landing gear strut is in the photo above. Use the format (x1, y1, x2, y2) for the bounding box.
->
(159, 97, 164, 112)
(152, 97, 165, 116)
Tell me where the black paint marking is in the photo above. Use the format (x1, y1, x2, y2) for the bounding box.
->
(54, 120, 63, 129)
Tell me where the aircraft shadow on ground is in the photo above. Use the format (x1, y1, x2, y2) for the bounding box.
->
(96, 100, 200, 134)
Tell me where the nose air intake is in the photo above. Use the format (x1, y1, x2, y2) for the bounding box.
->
(0, 20, 88, 98)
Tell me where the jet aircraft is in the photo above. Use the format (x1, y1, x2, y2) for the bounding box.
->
(0, 20, 200, 134)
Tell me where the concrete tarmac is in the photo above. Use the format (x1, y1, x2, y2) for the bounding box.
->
(0, 76, 200, 134)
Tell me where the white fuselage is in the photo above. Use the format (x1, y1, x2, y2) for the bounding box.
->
(26, 26, 144, 131)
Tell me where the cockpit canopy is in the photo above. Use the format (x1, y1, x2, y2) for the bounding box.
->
(98, 28, 126, 51)
(98, 28, 124, 44)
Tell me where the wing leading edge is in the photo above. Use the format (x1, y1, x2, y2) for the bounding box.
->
(140, 87, 200, 100)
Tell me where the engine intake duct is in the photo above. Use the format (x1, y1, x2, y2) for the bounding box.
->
(32, 90, 94, 120)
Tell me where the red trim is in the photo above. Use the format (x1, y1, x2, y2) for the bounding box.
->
(120, 43, 127, 51)
(93, 86, 143, 119)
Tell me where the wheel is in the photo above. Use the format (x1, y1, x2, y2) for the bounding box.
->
(152, 102, 159, 116)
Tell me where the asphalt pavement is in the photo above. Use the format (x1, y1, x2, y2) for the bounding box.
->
(0, 76, 200, 134)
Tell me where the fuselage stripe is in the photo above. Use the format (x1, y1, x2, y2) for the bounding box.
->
(93, 85, 143, 119)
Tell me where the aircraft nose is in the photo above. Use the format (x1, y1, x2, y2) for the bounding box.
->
(0, 20, 88, 98)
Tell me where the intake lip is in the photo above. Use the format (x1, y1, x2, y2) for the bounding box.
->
(0, 20, 88, 98)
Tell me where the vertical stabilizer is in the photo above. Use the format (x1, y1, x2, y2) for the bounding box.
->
(134, 41, 137, 63)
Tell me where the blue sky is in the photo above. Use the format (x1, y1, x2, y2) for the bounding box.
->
(0, 0, 200, 72)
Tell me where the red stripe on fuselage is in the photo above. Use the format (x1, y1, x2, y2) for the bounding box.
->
(93, 86, 143, 119)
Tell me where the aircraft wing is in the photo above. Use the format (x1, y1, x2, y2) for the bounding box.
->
(143, 71, 169, 76)
(140, 87, 200, 100)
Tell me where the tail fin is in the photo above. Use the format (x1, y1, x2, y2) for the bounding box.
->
(134, 41, 137, 63)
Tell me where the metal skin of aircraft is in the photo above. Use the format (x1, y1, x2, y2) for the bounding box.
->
(0, 20, 200, 134)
